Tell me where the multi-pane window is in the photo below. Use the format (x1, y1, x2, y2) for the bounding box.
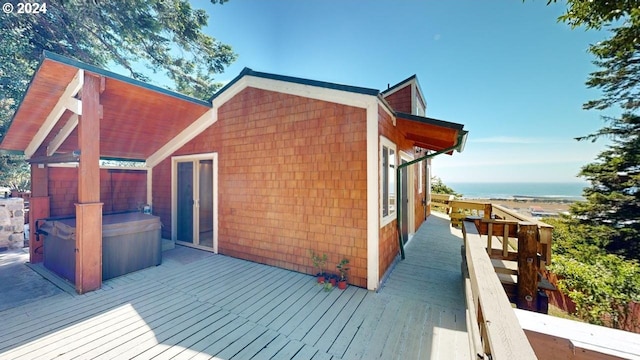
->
(381, 137, 396, 224)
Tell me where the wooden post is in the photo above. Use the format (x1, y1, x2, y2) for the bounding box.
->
(483, 203, 492, 219)
(517, 223, 538, 311)
(29, 163, 49, 263)
(75, 73, 103, 294)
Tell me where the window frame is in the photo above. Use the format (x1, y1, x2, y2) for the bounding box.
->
(380, 136, 397, 227)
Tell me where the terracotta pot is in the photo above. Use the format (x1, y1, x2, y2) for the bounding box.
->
(338, 280, 347, 290)
(330, 277, 337, 286)
(317, 275, 325, 283)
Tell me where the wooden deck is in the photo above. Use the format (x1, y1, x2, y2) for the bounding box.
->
(0, 213, 469, 359)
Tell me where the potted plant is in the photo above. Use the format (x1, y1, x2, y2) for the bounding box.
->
(337, 258, 350, 290)
(327, 273, 338, 287)
(309, 250, 328, 283)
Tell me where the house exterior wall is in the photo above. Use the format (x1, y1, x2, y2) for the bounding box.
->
(154, 87, 369, 288)
(48, 167, 147, 217)
(377, 105, 428, 281)
(383, 85, 412, 114)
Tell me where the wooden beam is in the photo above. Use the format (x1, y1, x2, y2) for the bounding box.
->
(47, 114, 78, 156)
(29, 150, 80, 164)
(78, 74, 100, 203)
(24, 69, 84, 158)
(145, 108, 215, 168)
(75, 72, 103, 294)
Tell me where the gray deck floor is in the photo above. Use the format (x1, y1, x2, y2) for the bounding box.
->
(0, 213, 469, 359)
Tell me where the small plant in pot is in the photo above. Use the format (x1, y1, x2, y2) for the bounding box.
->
(309, 250, 328, 283)
(337, 258, 350, 290)
(327, 273, 338, 287)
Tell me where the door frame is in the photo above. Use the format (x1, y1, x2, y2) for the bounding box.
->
(399, 151, 415, 242)
(171, 153, 218, 253)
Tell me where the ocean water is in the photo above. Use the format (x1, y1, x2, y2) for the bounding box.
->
(447, 182, 587, 200)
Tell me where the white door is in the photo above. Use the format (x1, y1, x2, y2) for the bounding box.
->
(172, 153, 218, 252)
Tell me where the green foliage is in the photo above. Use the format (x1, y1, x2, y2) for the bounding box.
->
(0, 0, 236, 103)
(337, 258, 350, 281)
(571, 114, 640, 259)
(547, 218, 640, 329)
(544, 0, 640, 261)
(0, 153, 29, 191)
(0, 0, 236, 191)
(430, 176, 461, 197)
(549, 0, 640, 111)
(309, 250, 328, 276)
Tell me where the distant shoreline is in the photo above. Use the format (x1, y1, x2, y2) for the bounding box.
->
(457, 197, 577, 218)
(461, 195, 581, 203)
(448, 182, 586, 201)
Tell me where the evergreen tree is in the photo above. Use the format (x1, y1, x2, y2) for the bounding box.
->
(430, 176, 461, 197)
(571, 114, 640, 259)
(549, 0, 640, 259)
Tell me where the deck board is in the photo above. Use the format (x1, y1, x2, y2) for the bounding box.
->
(0, 212, 469, 359)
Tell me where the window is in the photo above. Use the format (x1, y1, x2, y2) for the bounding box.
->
(381, 137, 396, 225)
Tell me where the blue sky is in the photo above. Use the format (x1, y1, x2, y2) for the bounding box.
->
(192, 0, 613, 183)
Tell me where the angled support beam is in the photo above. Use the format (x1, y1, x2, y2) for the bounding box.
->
(145, 108, 216, 168)
(25, 69, 84, 159)
(47, 114, 78, 156)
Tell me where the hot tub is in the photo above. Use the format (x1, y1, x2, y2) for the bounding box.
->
(41, 212, 162, 283)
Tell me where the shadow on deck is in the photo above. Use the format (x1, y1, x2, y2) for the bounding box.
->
(0, 213, 469, 360)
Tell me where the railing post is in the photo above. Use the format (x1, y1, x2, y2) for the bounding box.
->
(517, 223, 539, 311)
(483, 203, 492, 219)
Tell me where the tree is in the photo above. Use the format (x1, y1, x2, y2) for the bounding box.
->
(430, 176, 461, 197)
(0, 0, 236, 187)
(548, 0, 640, 260)
(571, 114, 640, 259)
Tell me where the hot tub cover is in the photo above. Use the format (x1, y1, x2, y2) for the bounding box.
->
(40, 212, 161, 239)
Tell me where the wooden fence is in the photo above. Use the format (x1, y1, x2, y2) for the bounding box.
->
(430, 193, 454, 214)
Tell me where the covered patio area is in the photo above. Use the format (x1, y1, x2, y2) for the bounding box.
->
(0, 213, 469, 359)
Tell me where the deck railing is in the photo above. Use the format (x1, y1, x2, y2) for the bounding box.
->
(430, 193, 454, 214)
(462, 219, 538, 359)
(434, 197, 554, 359)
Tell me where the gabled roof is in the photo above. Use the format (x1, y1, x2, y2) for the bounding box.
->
(0, 52, 212, 161)
(381, 74, 418, 96)
(1, 53, 466, 165)
(210, 67, 380, 101)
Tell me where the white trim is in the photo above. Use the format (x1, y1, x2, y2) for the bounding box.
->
(426, 159, 432, 206)
(418, 158, 423, 194)
(47, 114, 78, 156)
(379, 136, 397, 228)
(382, 77, 426, 117)
(25, 69, 84, 158)
(171, 153, 218, 253)
(366, 100, 379, 290)
(410, 84, 417, 117)
(400, 151, 415, 238)
(146, 109, 216, 168)
(239, 75, 373, 109)
(382, 81, 411, 98)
